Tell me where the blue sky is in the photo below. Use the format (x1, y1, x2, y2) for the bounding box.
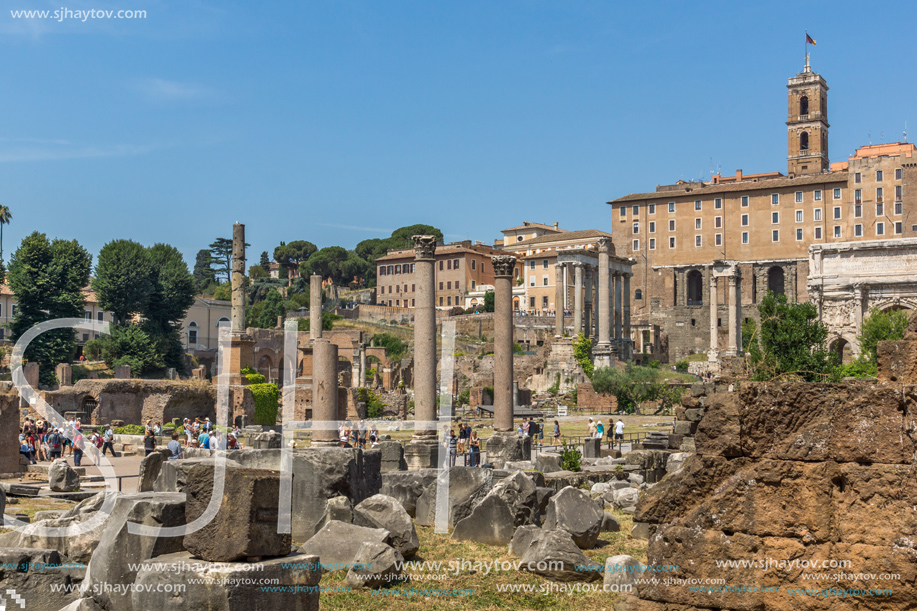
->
(1, 0, 915, 267)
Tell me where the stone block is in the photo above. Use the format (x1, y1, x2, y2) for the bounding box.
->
(601, 512, 620, 532)
(379, 440, 406, 472)
(153, 457, 243, 493)
(485, 432, 530, 468)
(683, 408, 704, 422)
(631, 522, 652, 540)
(582, 437, 601, 459)
(877, 339, 917, 383)
(543, 486, 602, 549)
(486, 470, 539, 527)
(317, 496, 353, 531)
(137, 451, 163, 492)
(380, 469, 437, 517)
(133, 551, 321, 611)
(672, 421, 697, 436)
(509, 524, 542, 557)
(534, 452, 563, 473)
(56, 363, 73, 387)
(353, 494, 418, 557)
(0, 547, 83, 611)
(451, 494, 515, 546)
(114, 364, 131, 379)
(48, 459, 80, 492)
(604, 554, 647, 590)
(343, 541, 404, 589)
(299, 521, 391, 568)
(415, 466, 493, 527)
(520, 529, 601, 582)
(183, 463, 291, 562)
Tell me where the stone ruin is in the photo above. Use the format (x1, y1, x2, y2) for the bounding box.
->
(617, 318, 917, 610)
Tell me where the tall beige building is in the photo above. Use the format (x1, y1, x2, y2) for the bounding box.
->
(607, 59, 916, 362)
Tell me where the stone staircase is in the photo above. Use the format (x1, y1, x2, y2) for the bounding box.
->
(639, 431, 670, 450)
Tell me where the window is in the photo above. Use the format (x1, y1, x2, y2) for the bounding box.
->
(796, 228, 803, 241)
(814, 209, 823, 221)
(633, 223, 639, 234)
(715, 234, 722, 246)
(470, 281, 475, 289)
(543, 259, 548, 269)
(438, 261, 443, 271)
(529, 260, 535, 269)
(633, 240, 639, 251)
(695, 218, 702, 230)
(855, 172, 861, 184)
(741, 214, 749, 226)
(795, 191, 803, 203)
(98, 311, 104, 322)
(877, 222, 885, 236)
(529, 296, 535, 308)
(833, 188, 841, 199)
(895, 221, 903, 234)
(619, 207, 626, 218)
(188, 322, 198, 346)
(814, 189, 822, 201)
(695, 200, 702, 210)
(771, 193, 779, 205)
(649, 203, 656, 214)
(896, 185, 903, 201)
(772, 212, 779, 224)
(635, 289, 643, 300)
(439, 297, 443, 306)
(447, 297, 453, 306)
(695, 236, 701, 247)
(649, 221, 656, 233)
(877, 187, 884, 202)
(772, 230, 779, 242)
(669, 237, 676, 248)
(833, 207, 841, 220)
(669, 220, 675, 231)
(530, 276, 535, 287)
(454, 259, 460, 270)
(833, 226, 841, 238)
(877, 170, 884, 181)
(542, 296, 549, 308)
(516, 236, 524, 242)
(649, 238, 656, 250)
(815, 227, 823, 239)
(855, 224, 863, 237)
(742, 232, 749, 244)
(633, 205, 639, 215)
(855, 189, 862, 203)
(796, 210, 804, 222)
(800, 132, 809, 150)
(412, 283, 415, 291)
(896, 168, 902, 180)
(877, 202, 884, 216)
(543, 276, 548, 286)
(741, 196, 749, 207)
(446, 281, 451, 289)
(715, 216, 722, 228)
(715, 198, 722, 209)
(84, 311, 91, 321)
(855, 204, 862, 218)
(388, 265, 394, 274)
(446, 260, 451, 270)
(439, 282, 443, 290)
(668, 202, 675, 213)
(394, 264, 401, 274)
(800, 95, 809, 115)
(471, 260, 476, 270)
(895, 201, 903, 215)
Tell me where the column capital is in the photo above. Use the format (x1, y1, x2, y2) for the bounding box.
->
(412, 235, 437, 260)
(596, 236, 612, 253)
(491, 255, 517, 278)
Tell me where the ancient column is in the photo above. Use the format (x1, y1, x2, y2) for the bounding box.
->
(727, 270, 742, 355)
(613, 271, 622, 352)
(709, 274, 718, 356)
(310, 274, 322, 341)
(404, 235, 438, 469)
(231, 223, 246, 333)
(592, 265, 599, 337)
(359, 344, 367, 388)
(583, 266, 592, 338)
(488, 254, 527, 467)
(492, 255, 516, 433)
(351, 347, 361, 389)
(311, 339, 339, 446)
(854, 284, 867, 337)
(573, 263, 584, 336)
(554, 262, 564, 337)
(225, 224, 255, 389)
(596, 239, 612, 349)
(622, 272, 632, 360)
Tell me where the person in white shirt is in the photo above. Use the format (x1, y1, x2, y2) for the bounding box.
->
(613, 419, 625, 449)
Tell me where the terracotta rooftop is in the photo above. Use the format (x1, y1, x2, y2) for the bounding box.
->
(375, 241, 505, 262)
(501, 222, 565, 233)
(608, 170, 848, 204)
(511, 229, 612, 247)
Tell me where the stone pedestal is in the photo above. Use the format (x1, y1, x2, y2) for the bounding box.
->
(1, 389, 21, 473)
(55, 363, 72, 387)
(404, 439, 440, 470)
(311, 339, 339, 447)
(114, 364, 131, 379)
(222, 332, 255, 386)
(486, 431, 529, 468)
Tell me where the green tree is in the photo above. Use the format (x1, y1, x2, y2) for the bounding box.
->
(298, 312, 341, 332)
(251, 289, 286, 329)
(371, 333, 408, 360)
(300, 246, 349, 284)
(354, 224, 445, 285)
(144, 244, 196, 369)
(0, 205, 12, 261)
(249, 264, 268, 280)
(92, 240, 153, 324)
(208, 237, 233, 283)
(99, 324, 165, 373)
(858, 307, 910, 366)
(259, 251, 271, 272)
(274, 240, 317, 280)
(748, 292, 838, 382)
(483, 290, 495, 312)
(192, 249, 215, 292)
(8, 232, 92, 386)
(572, 333, 594, 378)
(212, 283, 231, 301)
(592, 364, 683, 414)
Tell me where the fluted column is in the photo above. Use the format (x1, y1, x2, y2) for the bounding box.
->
(310, 274, 322, 341)
(597, 239, 611, 348)
(311, 339, 339, 446)
(554, 261, 564, 337)
(622, 272, 632, 360)
(613, 271, 622, 350)
(359, 344, 367, 388)
(492, 255, 516, 433)
(709, 274, 718, 353)
(411, 235, 437, 442)
(573, 263, 584, 335)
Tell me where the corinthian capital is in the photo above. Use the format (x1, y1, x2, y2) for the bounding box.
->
(491, 255, 518, 277)
(412, 235, 437, 260)
(596, 237, 612, 254)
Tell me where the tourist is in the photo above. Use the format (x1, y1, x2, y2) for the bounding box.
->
(72, 431, 85, 467)
(596, 420, 605, 441)
(339, 427, 349, 447)
(197, 427, 209, 448)
(369, 425, 379, 442)
(468, 430, 480, 466)
(614, 418, 625, 449)
(456, 423, 465, 454)
(204, 417, 212, 433)
(528, 418, 538, 443)
(48, 428, 63, 460)
(145, 420, 154, 436)
(101, 425, 115, 457)
(19, 434, 34, 465)
(369, 434, 378, 448)
(521, 417, 530, 437)
(538, 418, 545, 448)
(144, 429, 156, 456)
(587, 418, 597, 438)
(167, 432, 182, 460)
(446, 429, 457, 467)
(153, 421, 162, 436)
(213, 429, 223, 449)
(553, 420, 561, 446)
(38, 431, 50, 462)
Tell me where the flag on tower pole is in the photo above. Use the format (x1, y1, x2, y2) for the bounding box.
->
(806, 33, 816, 46)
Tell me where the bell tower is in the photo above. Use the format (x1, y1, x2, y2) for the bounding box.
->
(787, 56, 829, 175)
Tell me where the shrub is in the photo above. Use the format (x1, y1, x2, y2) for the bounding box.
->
(572, 333, 593, 378)
(114, 424, 145, 435)
(245, 372, 266, 384)
(674, 359, 689, 373)
(457, 388, 470, 406)
(101, 324, 165, 373)
(113, 355, 143, 375)
(547, 373, 560, 395)
(559, 440, 582, 472)
(358, 387, 385, 419)
(83, 339, 103, 361)
(249, 383, 280, 425)
(482, 386, 494, 403)
(241, 366, 257, 375)
(371, 333, 408, 360)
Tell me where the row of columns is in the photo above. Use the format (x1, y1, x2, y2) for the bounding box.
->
(592, 238, 633, 361)
(553, 259, 631, 348)
(708, 267, 743, 358)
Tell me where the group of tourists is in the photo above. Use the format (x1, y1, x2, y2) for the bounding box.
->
(338, 420, 379, 449)
(18, 417, 117, 468)
(588, 417, 626, 448)
(443, 422, 481, 467)
(515, 417, 547, 447)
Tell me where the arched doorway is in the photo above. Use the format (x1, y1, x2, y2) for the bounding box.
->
(830, 338, 854, 365)
(258, 354, 273, 381)
(768, 267, 785, 296)
(513, 297, 520, 311)
(686, 270, 703, 305)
